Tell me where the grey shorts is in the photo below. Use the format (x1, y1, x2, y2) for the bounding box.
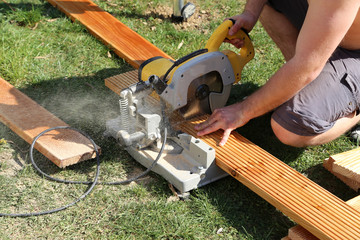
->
(268, 0, 360, 136)
(267, 0, 308, 31)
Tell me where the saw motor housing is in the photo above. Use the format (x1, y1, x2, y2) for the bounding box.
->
(138, 51, 235, 119)
(138, 19, 254, 119)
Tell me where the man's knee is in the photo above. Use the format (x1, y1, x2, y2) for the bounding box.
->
(271, 117, 310, 147)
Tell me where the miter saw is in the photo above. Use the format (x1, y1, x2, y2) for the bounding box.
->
(105, 19, 254, 194)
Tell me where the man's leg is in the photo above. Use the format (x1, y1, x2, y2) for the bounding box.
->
(259, 2, 360, 147)
(259, 4, 299, 61)
(271, 112, 360, 147)
(270, 46, 360, 148)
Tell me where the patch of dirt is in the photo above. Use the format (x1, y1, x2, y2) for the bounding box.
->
(0, 147, 25, 177)
(0, 136, 28, 176)
(126, 166, 153, 186)
(144, 2, 220, 34)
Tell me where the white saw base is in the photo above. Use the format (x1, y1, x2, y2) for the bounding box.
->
(126, 143, 228, 194)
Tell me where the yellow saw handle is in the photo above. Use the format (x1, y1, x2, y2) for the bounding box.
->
(205, 19, 255, 83)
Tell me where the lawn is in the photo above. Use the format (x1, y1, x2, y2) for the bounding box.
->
(0, 0, 359, 239)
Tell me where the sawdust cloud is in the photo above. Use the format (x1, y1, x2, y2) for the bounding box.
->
(39, 87, 120, 135)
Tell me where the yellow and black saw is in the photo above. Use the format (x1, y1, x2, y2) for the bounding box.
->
(105, 19, 254, 195)
(138, 19, 254, 119)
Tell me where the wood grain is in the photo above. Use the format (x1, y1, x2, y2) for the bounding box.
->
(46, 0, 172, 68)
(284, 195, 360, 240)
(0, 78, 98, 168)
(323, 157, 360, 191)
(347, 195, 360, 210)
(105, 72, 360, 240)
(329, 148, 360, 183)
(288, 225, 319, 240)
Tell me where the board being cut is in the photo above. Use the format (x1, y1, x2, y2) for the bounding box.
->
(46, 0, 172, 68)
(0, 78, 98, 168)
(105, 71, 360, 240)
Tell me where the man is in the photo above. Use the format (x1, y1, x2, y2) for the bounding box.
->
(195, 0, 360, 147)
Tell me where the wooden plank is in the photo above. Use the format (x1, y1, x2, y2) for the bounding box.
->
(347, 195, 360, 210)
(181, 120, 360, 240)
(105, 72, 360, 240)
(329, 148, 360, 183)
(104, 70, 139, 95)
(0, 78, 98, 168)
(288, 225, 319, 240)
(284, 195, 360, 240)
(323, 158, 360, 191)
(46, 0, 172, 69)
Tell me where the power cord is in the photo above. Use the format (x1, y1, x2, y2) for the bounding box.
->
(0, 126, 167, 217)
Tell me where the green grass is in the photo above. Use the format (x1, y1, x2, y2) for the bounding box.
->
(0, 0, 359, 239)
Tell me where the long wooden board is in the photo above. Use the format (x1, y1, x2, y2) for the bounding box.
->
(0, 78, 98, 168)
(46, 0, 172, 69)
(105, 72, 360, 240)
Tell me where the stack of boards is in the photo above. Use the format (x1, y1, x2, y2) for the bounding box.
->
(324, 148, 360, 191)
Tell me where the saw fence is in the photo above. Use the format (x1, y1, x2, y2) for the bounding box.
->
(1, 0, 360, 239)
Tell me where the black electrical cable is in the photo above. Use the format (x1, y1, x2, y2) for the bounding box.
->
(0, 126, 167, 217)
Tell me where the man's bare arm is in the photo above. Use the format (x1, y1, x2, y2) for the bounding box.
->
(196, 0, 360, 146)
(240, 0, 360, 122)
(243, 0, 268, 20)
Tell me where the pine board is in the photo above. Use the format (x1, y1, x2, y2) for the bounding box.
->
(329, 148, 360, 183)
(323, 157, 360, 191)
(0, 78, 98, 168)
(288, 225, 319, 240)
(105, 72, 360, 240)
(46, 0, 172, 69)
(347, 195, 360, 210)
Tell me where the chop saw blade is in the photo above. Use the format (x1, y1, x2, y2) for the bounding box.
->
(179, 71, 224, 119)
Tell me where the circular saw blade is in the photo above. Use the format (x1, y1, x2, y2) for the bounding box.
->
(179, 71, 224, 119)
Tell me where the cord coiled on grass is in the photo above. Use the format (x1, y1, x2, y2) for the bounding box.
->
(0, 126, 167, 217)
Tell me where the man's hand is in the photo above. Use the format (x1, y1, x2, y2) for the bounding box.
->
(194, 103, 249, 146)
(224, 12, 258, 48)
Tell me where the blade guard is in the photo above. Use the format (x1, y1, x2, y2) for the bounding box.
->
(205, 19, 255, 83)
